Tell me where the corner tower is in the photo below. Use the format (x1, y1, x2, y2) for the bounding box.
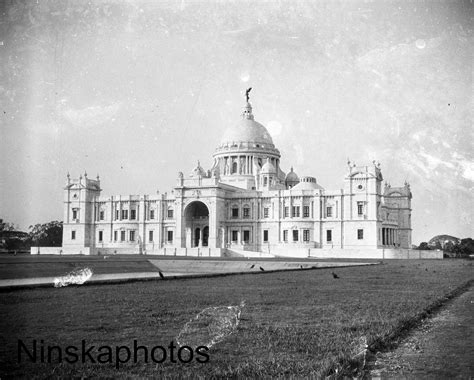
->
(62, 172, 101, 253)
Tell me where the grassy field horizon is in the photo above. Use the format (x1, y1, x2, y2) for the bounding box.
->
(0, 259, 472, 377)
(0, 254, 377, 280)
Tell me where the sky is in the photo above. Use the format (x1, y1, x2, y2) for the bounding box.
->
(0, 0, 472, 244)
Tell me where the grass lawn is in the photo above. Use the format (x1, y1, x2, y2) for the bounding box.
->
(0, 259, 472, 378)
(0, 255, 158, 279)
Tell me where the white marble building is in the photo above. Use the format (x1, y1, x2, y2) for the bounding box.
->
(61, 93, 412, 257)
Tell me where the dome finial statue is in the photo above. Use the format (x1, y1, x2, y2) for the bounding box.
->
(245, 87, 252, 103)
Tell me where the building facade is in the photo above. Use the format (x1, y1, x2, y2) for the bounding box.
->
(61, 95, 412, 257)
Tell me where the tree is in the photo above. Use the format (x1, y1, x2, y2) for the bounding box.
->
(0, 220, 15, 232)
(452, 238, 474, 257)
(28, 221, 63, 247)
(417, 242, 430, 250)
(444, 241, 455, 253)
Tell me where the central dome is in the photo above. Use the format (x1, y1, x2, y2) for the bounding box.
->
(219, 102, 274, 147)
(220, 118, 274, 146)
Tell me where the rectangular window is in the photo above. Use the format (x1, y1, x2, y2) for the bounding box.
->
(326, 230, 332, 242)
(303, 229, 310, 242)
(231, 230, 238, 242)
(303, 206, 310, 217)
(115, 210, 119, 220)
(167, 230, 173, 243)
(292, 206, 300, 217)
(99, 210, 104, 221)
(130, 209, 136, 220)
(149, 230, 154, 242)
(72, 209, 78, 220)
(357, 202, 364, 216)
(243, 230, 250, 243)
(120, 231, 126, 242)
(122, 210, 128, 220)
(71, 230, 76, 240)
(232, 208, 239, 218)
(284, 207, 289, 218)
(243, 207, 250, 218)
(129, 230, 135, 242)
(326, 206, 333, 217)
(114, 231, 117, 241)
(293, 230, 299, 242)
(98, 230, 103, 243)
(150, 209, 155, 220)
(283, 230, 288, 242)
(263, 207, 269, 218)
(357, 229, 364, 240)
(263, 230, 269, 243)
(167, 209, 174, 218)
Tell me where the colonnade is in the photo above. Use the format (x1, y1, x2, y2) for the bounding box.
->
(382, 227, 398, 246)
(218, 155, 279, 175)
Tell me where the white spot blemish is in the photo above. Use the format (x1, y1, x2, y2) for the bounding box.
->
(176, 301, 245, 348)
(54, 268, 93, 288)
(240, 72, 250, 82)
(415, 39, 426, 49)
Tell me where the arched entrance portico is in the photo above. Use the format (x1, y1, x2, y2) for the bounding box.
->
(184, 201, 209, 248)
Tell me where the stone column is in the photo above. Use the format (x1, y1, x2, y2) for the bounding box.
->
(186, 227, 192, 248)
(139, 198, 146, 251)
(174, 196, 185, 248)
(220, 227, 225, 248)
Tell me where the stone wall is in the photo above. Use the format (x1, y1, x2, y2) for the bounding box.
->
(30, 247, 92, 255)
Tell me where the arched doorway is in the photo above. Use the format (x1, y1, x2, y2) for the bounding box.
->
(184, 201, 209, 248)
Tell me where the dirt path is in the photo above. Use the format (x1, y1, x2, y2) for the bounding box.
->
(368, 285, 474, 379)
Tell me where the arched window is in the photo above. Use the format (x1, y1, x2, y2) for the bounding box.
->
(243, 204, 250, 218)
(232, 161, 238, 174)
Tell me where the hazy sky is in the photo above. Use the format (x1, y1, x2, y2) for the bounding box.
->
(0, 0, 472, 244)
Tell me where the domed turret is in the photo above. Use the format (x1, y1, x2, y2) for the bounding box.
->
(285, 167, 299, 188)
(190, 160, 207, 178)
(261, 158, 276, 174)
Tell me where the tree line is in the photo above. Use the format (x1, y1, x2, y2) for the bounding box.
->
(0, 220, 63, 251)
(416, 238, 474, 257)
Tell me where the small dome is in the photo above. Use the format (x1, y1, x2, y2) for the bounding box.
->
(292, 181, 324, 191)
(261, 158, 276, 173)
(285, 167, 299, 182)
(190, 160, 207, 177)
